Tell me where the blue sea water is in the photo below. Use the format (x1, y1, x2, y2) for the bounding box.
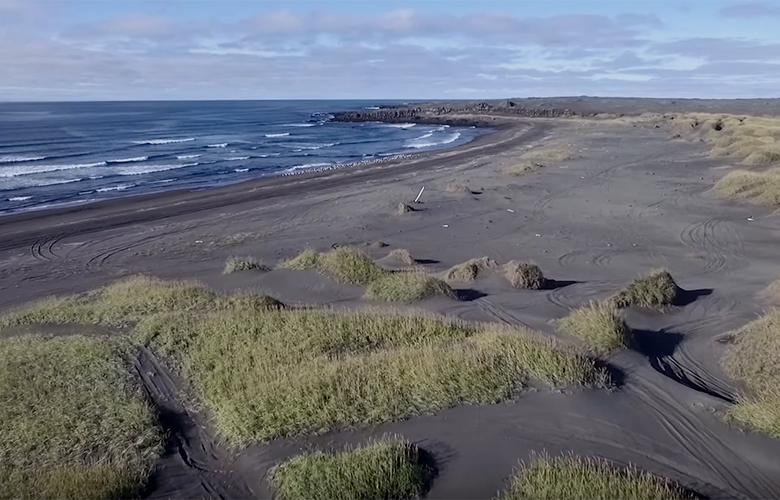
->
(0, 100, 484, 214)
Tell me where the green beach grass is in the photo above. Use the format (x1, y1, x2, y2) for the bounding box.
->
(365, 271, 454, 302)
(0, 335, 161, 500)
(611, 269, 679, 309)
(722, 308, 780, 438)
(268, 437, 430, 500)
(500, 453, 692, 500)
(558, 301, 630, 355)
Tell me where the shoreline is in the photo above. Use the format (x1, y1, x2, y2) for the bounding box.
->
(0, 119, 528, 253)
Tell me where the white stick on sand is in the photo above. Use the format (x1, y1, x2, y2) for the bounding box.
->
(414, 186, 425, 203)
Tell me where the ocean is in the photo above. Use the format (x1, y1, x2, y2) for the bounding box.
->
(0, 100, 485, 215)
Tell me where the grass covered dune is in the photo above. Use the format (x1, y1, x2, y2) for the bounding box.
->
(0, 335, 160, 500)
(1, 276, 608, 446)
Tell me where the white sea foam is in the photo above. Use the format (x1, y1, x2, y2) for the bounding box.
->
(235, 168, 249, 172)
(177, 154, 201, 159)
(283, 123, 316, 127)
(207, 143, 228, 148)
(265, 133, 290, 138)
(226, 156, 250, 161)
(385, 123, 416, 129)
(286, 162, 331, 172)
(133, 138, 195, 145)
(116, 163, 198, 176)
(364, 106, 381, 110)
(0, 156, 46, 163)
(8, 196, 32, 201)
(97, 184, 135, 193)
(107, 156, 147, 163)
(0, 162, 107, 177)
(406, 132, 461, 149)
(412, 132, 434, 141)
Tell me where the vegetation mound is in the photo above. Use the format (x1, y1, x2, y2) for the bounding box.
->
(611, 269, 679, 309)
(0, 335, 161, 500)
(722, 309, 780, 438)
(268, 438, 430, 500)
(0, 276, 280, 329)
(444, 257, 498, 282)
(500, 453, 693, 500)
(714, 168, 780, 206)
(558, 301, 630, 355)
(365, 271, 454, 302)
(281, 247, 385, 285)
(504, 261, 546, 290)
(223, 256, 271, 274)
(388, 248, 416, 266)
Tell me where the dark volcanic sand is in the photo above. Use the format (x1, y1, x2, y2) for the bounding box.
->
(2, 99, 780, 499)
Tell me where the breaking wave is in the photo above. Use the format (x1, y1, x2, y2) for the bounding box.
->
(133, 138, 195, 145)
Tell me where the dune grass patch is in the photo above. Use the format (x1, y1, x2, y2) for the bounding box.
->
(610, 269, 679, 309)
(268, 437, 431, 500)
(505, 160, 545, 176)
(444, 257, 498, 282)
(388, 248, 416, 266)
(365, 271, 454, 302)
(504, 261, 546, 290)
(445, 181, 473, 193)
(135, 302, 607, 444)
(500, 453, 692, 500)
(223, 256, 271, 274)
(670, 113, 780, 166)
(558, 302, 630, 355)
(714, 168, 780, 206)
(0, 276, 282, 330)
(0, 335, 161, 500)
(280, 247, 386, 285)
(520, 144, 575, 163)
(721, 309, 780, 438)
(762, 277, 780, 306)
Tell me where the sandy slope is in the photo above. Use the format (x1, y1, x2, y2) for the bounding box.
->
(2, 108, 780, 499)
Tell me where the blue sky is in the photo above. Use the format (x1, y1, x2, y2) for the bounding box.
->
(1, 0, 779, 101)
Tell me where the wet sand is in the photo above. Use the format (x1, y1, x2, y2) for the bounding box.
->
(2, 101, 780, 499)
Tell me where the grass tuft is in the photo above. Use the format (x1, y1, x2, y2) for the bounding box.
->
(558, 301, 630, 355)
(505, 160, 544, 176)
(611, 269, 679, 309)
(0, 335, 161, 500)
(279, 248, 320, 270)
(714, 168, 780, 206)
(268, 437, 430, 500)
(365, 271, 454, 302)
(223, 256, 271, 274)
(444, 257, 498, 282)
(504, 261, 546, 290)
(721, 309, 780, 438)
(445, 182, 472, 193)
(500, 452, 693, 500)
(388, 248, 417, 266)
(280, 247, 386, 285)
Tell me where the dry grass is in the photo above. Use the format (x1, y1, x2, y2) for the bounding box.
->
(0, 276, 281, 329)
(445, 182, 472, 193)
(762, 277, 780, 306)
(280, 247, 386, 285)
(610, 269, 679, 309)
(223, 256, 271, 274)
(444, 257, 498, 282)
(721, 309, 780, 438)
(134, 300, 607, 444)
(500, 453, 693, 500)
(365, 271, 454, 302)
(504, 261, 546, 290)
(388, 248, 416, 266)
(714, 168, 780, 206)
(268, 437, 430, 500)
(520, 144, 574, 163)
(558, 301, 630, 355)
(0, 335, 161, 500)
(396, 202, 416, 215)
(505, 160, 544, 176)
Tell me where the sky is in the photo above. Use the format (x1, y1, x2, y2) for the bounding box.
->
(1, 0, 779, 101)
